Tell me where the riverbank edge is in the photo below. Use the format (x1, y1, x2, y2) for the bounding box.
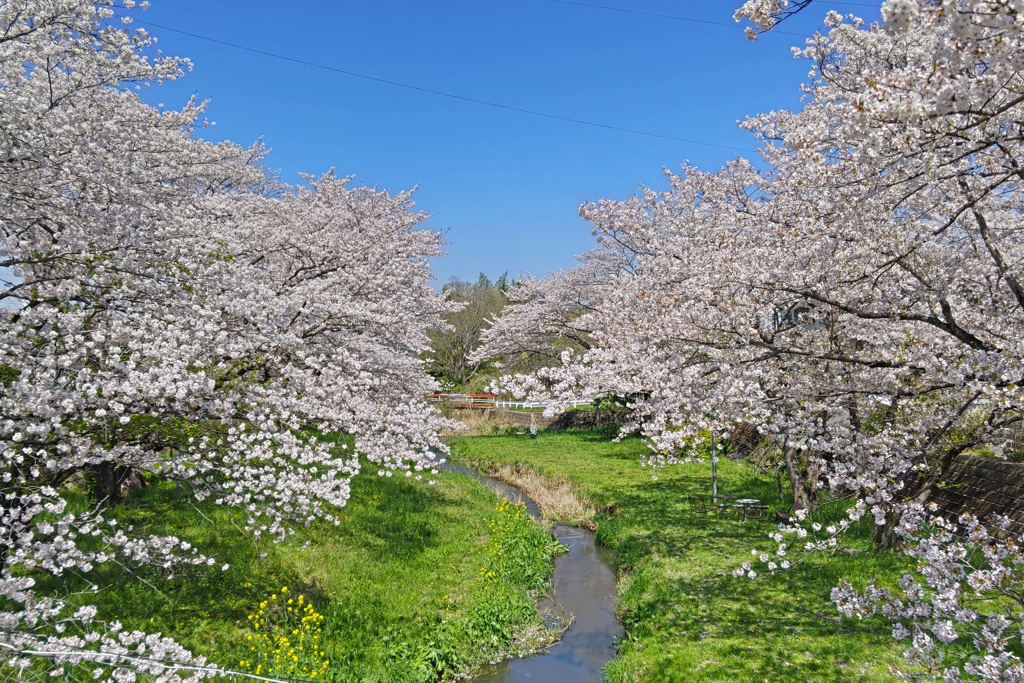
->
(448, 431, 908, 683)
(459, 459, 605, 530)
(448, 460, 622, 683)
(36, 461, 567, 683)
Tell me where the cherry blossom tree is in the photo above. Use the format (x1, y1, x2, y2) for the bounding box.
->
(496, 1, 1024, 675)
(473, 248, 631, 377)
(765, 2, 1024, 676)
(1, 1, 451, 679)
(507, 0, 1024, 518)
(734, 0, 1024, 525)
(156, 172, 455, 537)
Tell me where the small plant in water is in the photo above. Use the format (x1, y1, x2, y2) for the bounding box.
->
(461, 497, 562, 645)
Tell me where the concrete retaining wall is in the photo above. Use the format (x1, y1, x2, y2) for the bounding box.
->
(931, 455, 1024, 537)
(548, 409, 629, 431)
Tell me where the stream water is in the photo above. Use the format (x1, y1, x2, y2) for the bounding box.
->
(444, 464, 622, 683)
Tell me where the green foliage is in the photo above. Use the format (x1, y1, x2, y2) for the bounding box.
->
(481, 498, 560, 592)
(450, 430, 908, 682)
(36, 453, 559, 682)
(0, 363, 19, 386)
(463, 498, 561, 647)
(426, 273, 510, 389)
(241, 588, 330, 679)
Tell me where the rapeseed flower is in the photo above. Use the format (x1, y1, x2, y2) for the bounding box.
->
(240, 588, 329, 679)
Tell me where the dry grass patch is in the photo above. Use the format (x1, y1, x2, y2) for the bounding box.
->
(472, 461, 601, 529)
(442, 410, 521, 437)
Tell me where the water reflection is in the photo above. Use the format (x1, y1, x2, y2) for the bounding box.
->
(444, 464, 622, 683)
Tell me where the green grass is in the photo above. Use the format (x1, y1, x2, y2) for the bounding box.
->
(37, 461, 561, 683)
(449, 430, 908, 683)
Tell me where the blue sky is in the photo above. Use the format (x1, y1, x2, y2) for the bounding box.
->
(136, 0, 880, 285)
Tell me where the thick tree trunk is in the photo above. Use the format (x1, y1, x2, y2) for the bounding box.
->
(871, 444, 967, 549)
(869, 444, 969, 550)
(89, 463, 147, 505)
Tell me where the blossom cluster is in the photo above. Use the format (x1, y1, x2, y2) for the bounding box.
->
(485, 1, 1024, 677)
(473, 248, 629, 378)
(831, 509, 1024, 681)
(1, 0, 452, 678)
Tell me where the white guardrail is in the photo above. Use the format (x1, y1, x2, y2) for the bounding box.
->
(495, 400, 548, 409)
(426, 394, 592, 410)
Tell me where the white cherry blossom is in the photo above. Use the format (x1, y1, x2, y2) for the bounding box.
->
(1, 2, 452, 678)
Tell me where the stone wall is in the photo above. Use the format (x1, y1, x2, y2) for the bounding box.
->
(489, 409, 555, 428)
(547, 409, 629, 431)
(931, 455, 1024, 537)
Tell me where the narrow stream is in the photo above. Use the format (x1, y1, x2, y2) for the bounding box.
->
(444, 464, 622, 683)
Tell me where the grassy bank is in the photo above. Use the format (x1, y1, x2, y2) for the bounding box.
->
(449, 430, 908, 682)
(42, 463, 561, 682)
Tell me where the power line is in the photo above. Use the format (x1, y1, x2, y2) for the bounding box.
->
(135, 20, 755, 154)
(547, 0, 881, 33)
(546, 0, 808, 36)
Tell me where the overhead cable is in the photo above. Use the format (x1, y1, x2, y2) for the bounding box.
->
(548, 0, 881, 35)
(136, 20, 756, 153)
(547, 0, 808, 36)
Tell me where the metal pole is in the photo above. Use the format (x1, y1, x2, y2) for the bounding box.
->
(711, 432, 718, 499)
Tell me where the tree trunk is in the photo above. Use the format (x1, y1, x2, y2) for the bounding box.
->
(783, 445, 818, 511)
(89, 463, 147, 505)
(871, 509, 901, 550)
(871, 444, 968, 550)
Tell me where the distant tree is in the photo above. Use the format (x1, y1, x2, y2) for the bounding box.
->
(426, 274, 509, 388)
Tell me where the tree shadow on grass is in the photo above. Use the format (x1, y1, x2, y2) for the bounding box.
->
(606, 472, 788, 548)
(340, 473, 475, 562)
(651, 561, 898, 682)
(615, 546, 899, 682)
